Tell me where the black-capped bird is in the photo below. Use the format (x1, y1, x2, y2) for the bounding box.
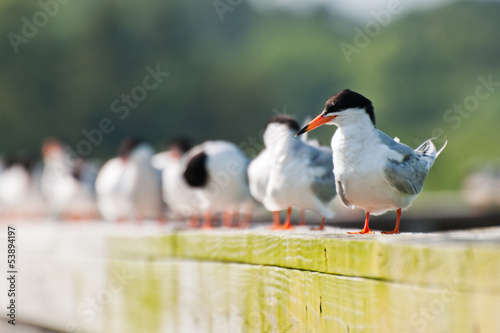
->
(297, 89, 446, 234)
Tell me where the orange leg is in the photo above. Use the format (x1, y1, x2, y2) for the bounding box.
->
(348, 212, 374, 234)
(202, 210, 212, 229)
(299, 210, 306, 226)
(116, 217, 127, 224)
(157, 215, 167, 225)
(311, 217, 325, 231)
(189, 214, 200, 228)
(383, 208, 402, 234)
(135, 214, 144, 225)
(238, 212, 252, 229)
(271, 211, 281, 230)
(222, 211, 234, 228)
(233, 212, 240, 227)
(67, 213, 82, 222)
(281, 206, 294, 230)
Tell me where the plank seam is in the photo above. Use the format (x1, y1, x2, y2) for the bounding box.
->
(108, 256, 497, 295)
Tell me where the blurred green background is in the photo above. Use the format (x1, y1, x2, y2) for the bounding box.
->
(1, 0, 499, 191)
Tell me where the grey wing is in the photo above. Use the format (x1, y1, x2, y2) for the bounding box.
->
(378, 130, 430, 195)
(377, 130, 415, 156)
(306, 146, 337, 204)
(384, 154, 428, 195)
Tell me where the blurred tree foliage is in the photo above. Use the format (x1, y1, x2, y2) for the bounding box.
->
(0, 0, 498, 190)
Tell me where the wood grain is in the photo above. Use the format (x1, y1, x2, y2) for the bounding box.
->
(6, 223, 500, 332)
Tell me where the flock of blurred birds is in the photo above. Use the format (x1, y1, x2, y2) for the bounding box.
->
(0, 114, 341, 230)
(1, 112, 499, 230)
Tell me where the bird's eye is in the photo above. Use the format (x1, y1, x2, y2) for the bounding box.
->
(326, 104, 335, 114)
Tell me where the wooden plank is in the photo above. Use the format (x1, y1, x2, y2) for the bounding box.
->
(146, 227, 500, 293)
(6, 223, 500, 332)
(107, 233, 175, 259)
(104, 260, 500, 333)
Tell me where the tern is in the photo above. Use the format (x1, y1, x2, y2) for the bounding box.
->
(0, 153, 46, 218)
(183, 140, 253, 228)
(250, 115, 336, 230)
(297, 89, 447, 234)
(41, 138, 98, 220)
(95, 139, 163, 222)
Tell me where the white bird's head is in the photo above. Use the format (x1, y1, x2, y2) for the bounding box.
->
(42, 138, 66, 162)
(263, 115, 301, 148)
(168, 137, 192, 160)
(119, 138, 154, 163)
(296, 89, 375, 136)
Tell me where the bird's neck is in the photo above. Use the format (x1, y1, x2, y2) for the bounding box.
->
(265, 129, 299, 156)
(271, 137, 296, 157)
(331, 118, 379, 157)
(165, 156, 182, 174)
(337, 114, 377, 139)
(128, 157, 151, 168)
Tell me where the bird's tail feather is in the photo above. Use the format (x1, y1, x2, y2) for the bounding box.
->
(436, 140, 447, 158)
(415, 138, 447, 169)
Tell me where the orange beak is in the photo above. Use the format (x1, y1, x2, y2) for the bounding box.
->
(296, 113, 336, 136)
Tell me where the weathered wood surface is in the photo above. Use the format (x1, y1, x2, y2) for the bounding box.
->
(110, 227, 500, 292)
(1, 222, 500, 332)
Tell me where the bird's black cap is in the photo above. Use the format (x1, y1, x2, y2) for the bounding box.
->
(265, 115, 301, 132)
(324, 89, 375, 126)
(118, 138, 142, 157)
(6, 152, 34, 171)
(168, 137, 192, 154)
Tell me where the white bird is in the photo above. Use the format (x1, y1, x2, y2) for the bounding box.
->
(248, 119, 317, 208)
(151, 151, 169, 172)
(247, 148, 270, 205)
(183, 140, 253, 228)
(41, 139, 98, 220)
(464, 165, 500, 208)
(297, 89, 447, 234)
(0, 154, 46, 218)
(95, 139, 163, 222)
(161, 138, 200, 226)
(249, 115, 336, 230)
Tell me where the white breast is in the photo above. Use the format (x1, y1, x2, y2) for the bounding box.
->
(248, 149, 270, 204)
(332, 125, 415, 215)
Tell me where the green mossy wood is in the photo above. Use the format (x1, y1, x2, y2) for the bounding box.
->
(11, 225, 500, 332)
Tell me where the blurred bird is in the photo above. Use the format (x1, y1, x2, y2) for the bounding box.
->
(161, 138, 201, 226)
(0, 153, 46, 218)
(95, 138, 163, 222)
(298, 117, 334, 227)
(464, 164, 500, 208)
(251, 115, 336, 230)
(151, 151, 169, 172)
(41, 138, 98, 220)
(247, 147, 270, 206)
(297, 89, 447, 234)
(183, 140, 253, 228)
